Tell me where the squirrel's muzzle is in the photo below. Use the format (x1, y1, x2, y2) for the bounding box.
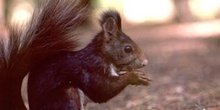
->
(141, 59, 148, 67)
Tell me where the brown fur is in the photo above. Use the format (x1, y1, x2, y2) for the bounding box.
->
(0, 0, 90, 109)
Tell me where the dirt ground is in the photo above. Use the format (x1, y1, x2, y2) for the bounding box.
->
(87, 22, 220, 110)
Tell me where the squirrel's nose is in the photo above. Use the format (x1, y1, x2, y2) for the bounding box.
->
(141, 59, 148, 67)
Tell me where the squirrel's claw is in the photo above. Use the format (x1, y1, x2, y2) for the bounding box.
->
(128, 71, 152, 86)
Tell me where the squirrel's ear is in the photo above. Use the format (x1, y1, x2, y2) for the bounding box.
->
(102, 17, 119, 35)
(100, 11, 122, 36)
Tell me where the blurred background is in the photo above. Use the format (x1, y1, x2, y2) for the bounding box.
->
(1, 0, 220, 110)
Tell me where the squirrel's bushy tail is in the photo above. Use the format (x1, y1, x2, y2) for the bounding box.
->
(0, 0, 90, 109)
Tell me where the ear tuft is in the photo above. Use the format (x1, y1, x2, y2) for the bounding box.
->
(100, 10, 122, 31)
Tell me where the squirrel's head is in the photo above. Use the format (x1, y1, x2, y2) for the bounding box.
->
(99, 10, 148, 72)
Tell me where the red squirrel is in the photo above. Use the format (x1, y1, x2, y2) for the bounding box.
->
(0, 0, 151, 110)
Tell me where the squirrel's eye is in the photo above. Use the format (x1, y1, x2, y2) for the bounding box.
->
(124, 45, 133, 54)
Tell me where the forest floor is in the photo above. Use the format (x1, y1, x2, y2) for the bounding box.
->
(88, 22, 220, 110)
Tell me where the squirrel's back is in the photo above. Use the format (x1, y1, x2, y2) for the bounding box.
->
(0, 0, 90, 109)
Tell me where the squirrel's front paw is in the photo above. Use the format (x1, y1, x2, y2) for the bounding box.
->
(129, 71, 151, 86)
